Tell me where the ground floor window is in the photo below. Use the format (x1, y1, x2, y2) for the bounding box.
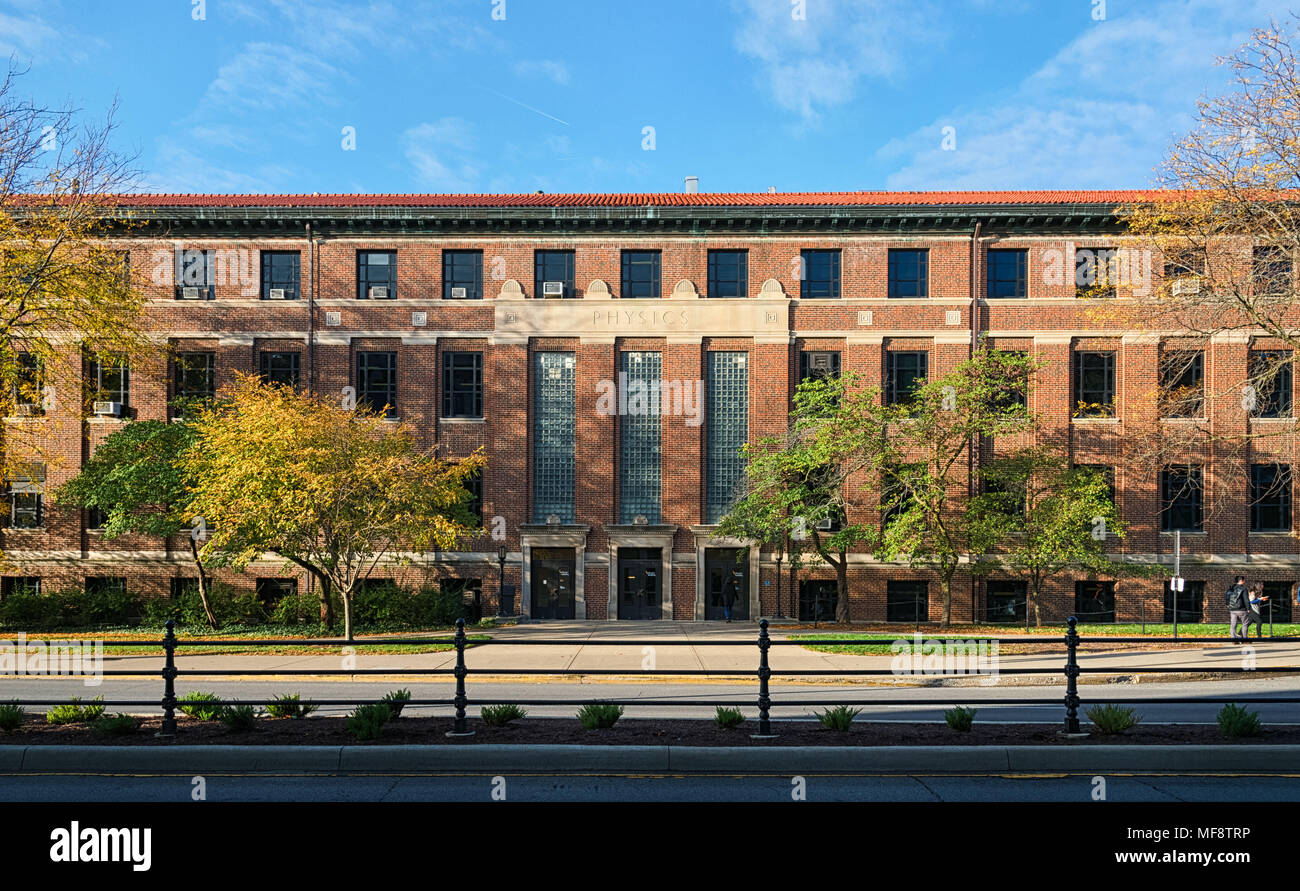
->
(798, 579, 837, 622)
(887, 580, 928, 623)
(1163, 580, 1204, 623)
(442, 578, 483, 622)
(0, 576, 40, 599)
(257, 578, 297, 607)
(985, 580, 1026, 623)
(1075, 581, 1115, 624)
(1261, 582, 1294, 623)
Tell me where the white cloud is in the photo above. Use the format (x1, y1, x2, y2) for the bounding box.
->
(142, 140, 294, 193)
(513, 59, 571, 85)
(203, 43, 341, 112)
(402, 119, 479, 191)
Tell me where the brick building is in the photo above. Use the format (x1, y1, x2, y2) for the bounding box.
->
(3, 189, 1296, 625)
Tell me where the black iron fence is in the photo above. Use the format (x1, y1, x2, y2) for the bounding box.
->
(4, 616, 1300, 738)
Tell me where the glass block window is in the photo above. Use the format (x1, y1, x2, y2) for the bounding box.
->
(358, 250, 397, 299)
(707, 250, 748, 298)
(706, 351, 748, 523)
(888, 249, 929, 298)
(356, 351, 398, 419)
(533, 352, 575, 522)
(619, 351, 662, 523)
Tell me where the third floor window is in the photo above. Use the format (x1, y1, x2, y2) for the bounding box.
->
(534, 250, 575, 298)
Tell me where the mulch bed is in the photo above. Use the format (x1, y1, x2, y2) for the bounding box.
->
(0, 715, 1293, 746)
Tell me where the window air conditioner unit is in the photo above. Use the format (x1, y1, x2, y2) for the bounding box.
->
(815, 516, 835, 531)
(450, 286, 467, 299)
(14, 403, 35, 417)
(1171, 278, 1200, 297)
(180, 286, 202, 300)
(267, 288, 288, 300)
(369, 286, 389, 299)
(542, 281, 565, 298)
(93, 401, 121, 417)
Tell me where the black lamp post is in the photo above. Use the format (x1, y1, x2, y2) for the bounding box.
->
(774, 550, 784, 620)
(497, 545, 509, 616)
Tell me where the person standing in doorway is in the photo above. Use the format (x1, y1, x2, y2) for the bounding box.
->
(722, 575, 738, 623)
(1226, 575, 1250, 643)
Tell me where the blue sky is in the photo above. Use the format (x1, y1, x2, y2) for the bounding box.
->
(1, 0, 1294, 194)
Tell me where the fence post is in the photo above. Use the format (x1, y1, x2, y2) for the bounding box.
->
(1062, 615, 1081, 734)
(753, 618, 775, 738)
(446, 617, 474, 737)
(157, 619, 177, 738)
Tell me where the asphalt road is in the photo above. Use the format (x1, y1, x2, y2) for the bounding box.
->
(4, 675, 1300, 723)
(0, 771, 1296, 801)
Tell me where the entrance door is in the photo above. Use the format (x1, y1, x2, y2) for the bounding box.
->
(618, 547, 661, 620)
(531, 548, 576, 619)
(799, 580, 837, 622)
(705, 548, 749, 620)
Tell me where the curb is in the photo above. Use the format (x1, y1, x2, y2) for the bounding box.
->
(3, 744, 1300, 773)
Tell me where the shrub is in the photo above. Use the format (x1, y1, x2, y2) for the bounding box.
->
(0, 586, 141, 630)
(46, 696, 104, 725)
(0, 703, 24, 731)
(93, 714, 138, 736)
(178, 691, 223, 721)
(1217, 703, 1262, 738)
(1086, 703, 1141, 735)
(481, 703, 526, 727)
(267, 694, 318, 719)
(347, 703, 391, 740)
(715, 706, 746, 729)
(577, 703, 623, 730)
(815, 705, 862, 732)
(944, 706, 976, 732)
(382, 689, 411, 719)
(219, 704, 259, 732)
(141, 581, 267, 628)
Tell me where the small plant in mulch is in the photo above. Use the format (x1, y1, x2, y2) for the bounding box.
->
(577, 703, 623, 730)
(46, 696, 105, 725)
(1086, 703, 1140, 735)
(219, 703, 260, 732)
(481, 704, 526, 727)
(382, 689, 411, 719)
(267, 694, 318, 719)
(0, 702, 24, 732)
(944, 706, 976, 733)
(93, 714, 138, 736)
(814, 705, 861, 732)
(347, 703, 391, 740)
(1217, 703, 1262, 739)
(178, 691, 223, 721)
(714, 706, 746, 730)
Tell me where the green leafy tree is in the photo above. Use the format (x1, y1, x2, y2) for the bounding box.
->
(50, 420, 218, 627)
(715, 372, 886, 624)
(877, 349, 1038, 627)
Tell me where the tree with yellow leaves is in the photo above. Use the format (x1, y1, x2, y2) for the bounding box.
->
(182, 375, 486, 641)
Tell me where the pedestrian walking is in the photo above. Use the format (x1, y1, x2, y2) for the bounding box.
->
(1225, 575, 1250, 643)
(1247, 583, 1268, 640)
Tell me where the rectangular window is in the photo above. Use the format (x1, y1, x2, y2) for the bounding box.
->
(1261, 582, 1293, 623)
(173, 351, 215, 416)
(885, 351, 928, 406)
(356, 351, 398, 419)
(1160, 465, 1204, 532)
(0, 576, 40, 598)
(174, 248, 215, 299)
(13, 352, 43, 416)
(259, 351, 301, 389)
(1251, 463, 1292, 532)
(1164, 580, 1204, 624)
(1072, 351, 1115, 418)
(705, 352, 749, 523)
(1248, 350, 1293, 418)
(982, 473, 1027, 517)
(887, 249, 929, 298)
(463, 468, 483, 522)
(886, 580, 929, 623)
(260, 251, 301, 299)
(85, 577, 127, 597)
(357, 250, 397, 299)
(986, 580, 1027, 624)
(1253, 245, 1292, 296)
(1075, 580, 1116, 623)
(533, 352, 576, 522)
(443, 250, 483, 300)
(619, 351, 662, 523)
(441, 352, 483, 419)
(881, 464, 916, 526)
(800, 249, 841, 299)
(1075, 246, 1118, 297)
(87, 357, 129, 410)
(256, 578, 298, 607)
(86, 507, 108, 530)
(620, 250, 661, 299)
(986, 249, 1028, 299)
(799, 351, 841, 382)
(990, 349, 1029, 410)
(9, 464, 44, 530)
(707, 250, 748, 298)
(1159, 350, 1204, 418)
(1074, 464, 1118, 518)
(534, 250, 575, 298)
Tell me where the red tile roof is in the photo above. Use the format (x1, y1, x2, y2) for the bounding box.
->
(106, 190, 1158, 209)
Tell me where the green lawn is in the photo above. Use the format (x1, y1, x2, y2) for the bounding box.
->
(0, 625, 492, 656)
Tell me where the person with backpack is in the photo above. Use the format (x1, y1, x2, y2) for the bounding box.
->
(1225, 576, 1250, 643)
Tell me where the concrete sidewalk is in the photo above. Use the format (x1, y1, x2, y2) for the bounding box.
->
(77, 620, 1300, 685)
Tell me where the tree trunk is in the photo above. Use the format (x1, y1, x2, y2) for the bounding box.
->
(1031, 578, 1043, 628)
(834, 551, 850, 625)
(342, 587, 354, 643)
(186, 537, 218, 629)
(940, 575, 952, 628)
(317, 574, 335, 631)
